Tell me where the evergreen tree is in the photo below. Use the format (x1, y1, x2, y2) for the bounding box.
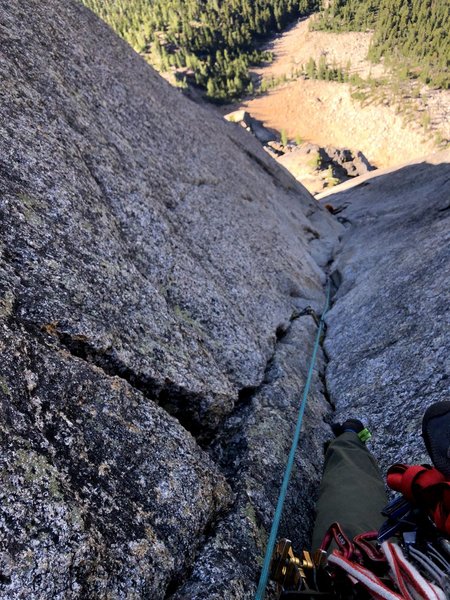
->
(318, 54, 327, 79)
(311, 0, 449, 89)
(306, 57, 317, 78)
(82, 0, 320, 101)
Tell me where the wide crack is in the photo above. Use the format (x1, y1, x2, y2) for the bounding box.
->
(12, 274, 341, 599)
(166, 306, 334, 597)
(16, 316, 218, 444)
(165, 295, 338, 598)
(233, 306, 325, 415)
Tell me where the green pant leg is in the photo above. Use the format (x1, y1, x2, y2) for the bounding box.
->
(311, 432, 387, 550)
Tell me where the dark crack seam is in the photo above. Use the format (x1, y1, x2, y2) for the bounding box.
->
(237, 307, 323, 408)
(319, 266, 345, 416)
(162, 307, 333, 597)
(10, 313, 234, 600)
(15, 316, 218, 445)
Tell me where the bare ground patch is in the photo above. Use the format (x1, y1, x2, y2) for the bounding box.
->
(251, 16, 385, 81)
(238, 80, 437, 168)
(218, 16, 449, 169)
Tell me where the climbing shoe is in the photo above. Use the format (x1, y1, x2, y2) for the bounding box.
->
(331, 418, 372, 443)
(422, 401, 450, 478)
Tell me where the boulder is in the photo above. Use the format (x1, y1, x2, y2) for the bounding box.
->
(250, 119, 277, 144)
(224, 109, 250, 124)
(276, 143, 377, 194)
(323, 147, 375, 178)
(267, 140, 286, 153)
(296, 142, 322, 156)
(224, 111, 277, 144)
(324, 146, 353, 165)
(352, 151, 375, 176)
(341, 160, 359, 177)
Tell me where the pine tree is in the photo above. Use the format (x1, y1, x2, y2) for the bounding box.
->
(306, 57, 317, 79)
(82, 0, 320, 101)
(310, 0, 449, 89)
(206, 77, 217, 99)
(318, 55, 327, 79)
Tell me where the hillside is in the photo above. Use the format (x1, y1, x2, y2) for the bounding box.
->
(82, 0, 449, 101)
(312, 0, 450, 89)
(228, 15, 449, 169)
(81, 0, 449, 174)
(81, 0, 318, 100)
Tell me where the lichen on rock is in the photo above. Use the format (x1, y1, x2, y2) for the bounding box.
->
(0, 320, 232, 597)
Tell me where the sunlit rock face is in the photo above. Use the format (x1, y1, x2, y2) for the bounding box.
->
(0, 0, 340, 597)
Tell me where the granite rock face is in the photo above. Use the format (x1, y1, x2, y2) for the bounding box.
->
(5, 1, 446, 597)
(320, 152, 450, 474)
(174, 316, 332, 599)
(0, 0, 341, 597)
(0, 0, 338, 436)
(0, 320, 230, 598)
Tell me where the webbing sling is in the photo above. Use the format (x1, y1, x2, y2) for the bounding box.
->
(387, 464, 450, 535)
(255, 280, 331, 600)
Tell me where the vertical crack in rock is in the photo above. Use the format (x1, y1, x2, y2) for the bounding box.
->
(318, 349, 335, 409)
(0, 0, 347, 595)
(318, 268, 343, 411)
(234, 306, 328, 413)
(169, 298, 336, 599)
(163, 303, 338, 597)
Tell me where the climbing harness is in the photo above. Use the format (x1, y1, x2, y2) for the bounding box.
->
(255, 280, 331, 600)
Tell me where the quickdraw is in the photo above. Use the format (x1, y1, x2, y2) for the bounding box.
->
(268, 514, 450, 599)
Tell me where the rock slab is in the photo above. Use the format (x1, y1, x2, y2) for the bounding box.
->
(321, 152, 450, 474)
(0, 0, 340, 597)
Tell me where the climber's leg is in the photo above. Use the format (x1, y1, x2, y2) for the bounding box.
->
(311, 432, 387, 550)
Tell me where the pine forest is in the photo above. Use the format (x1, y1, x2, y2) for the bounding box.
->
(312, 0, 449, 89)
(82, 0, 450, 98)
(82, 0, 318, 100)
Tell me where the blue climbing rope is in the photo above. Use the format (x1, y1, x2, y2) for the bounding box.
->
(255, 280, 332, 600)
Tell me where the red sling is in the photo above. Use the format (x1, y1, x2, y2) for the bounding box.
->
(387, 463, 450, 536)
